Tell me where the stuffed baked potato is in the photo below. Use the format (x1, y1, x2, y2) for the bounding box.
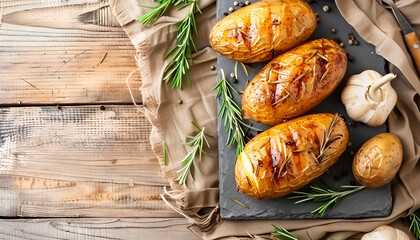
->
(209, 0, 317, 63)
(242, 39, 347, 125)
(235, 113, 349, 200)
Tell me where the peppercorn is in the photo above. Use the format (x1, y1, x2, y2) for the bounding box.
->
(223, 12, 229, 16)
(228, 7, 234, 12)
(233, 1, 239, 6)
(100, 105, 105, 110)
(245, 1, 250, 5)
(331, 28, 337, 34)
(210, 65, 216, 71)
(178, 99, 183, 105)
(323, 5, 330, 12)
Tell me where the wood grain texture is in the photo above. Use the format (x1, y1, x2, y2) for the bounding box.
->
(0, 0, 141, 105)
(0, 218, 197, 240)
(0, 105, 178, 217)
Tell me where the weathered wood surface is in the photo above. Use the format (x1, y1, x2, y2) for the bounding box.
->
(0, 218, 197, 240)
(0, 0, 141, 105)
(0, 105, 178, 218)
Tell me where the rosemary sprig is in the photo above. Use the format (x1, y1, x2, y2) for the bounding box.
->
(404, 209, 420, 239)
(177, 121, 213, 185)
(289, 182, 365, 217)
(317, 113, 342, 164)
(272, 225, 298, 240)
(138, 0, 201, 89)
(213, 69, 259, 158)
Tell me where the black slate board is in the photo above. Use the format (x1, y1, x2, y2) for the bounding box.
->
(216, 0, 392, 219)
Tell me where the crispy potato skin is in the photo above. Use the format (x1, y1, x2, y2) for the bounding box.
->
(242, 39, 347, 125)
(209, 0, 316, 63)
(235, 113, 348, 200)
(353, 133, 403, 188)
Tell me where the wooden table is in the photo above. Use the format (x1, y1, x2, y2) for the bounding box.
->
(0, 0, 196, 239)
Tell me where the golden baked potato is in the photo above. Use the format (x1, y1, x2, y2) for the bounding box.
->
(209, 0, 317, 63)
(235, 113, 349, 200)
(242, 39, 347, 125)
(353, 133, 403, 188)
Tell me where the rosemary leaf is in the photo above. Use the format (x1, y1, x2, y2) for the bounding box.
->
(163, 141, 167, 166)
(404, 209, 420, 239)
(289, 182, 365, 217)
(271, 225, 298, 240)
(177, 121, 213, 185)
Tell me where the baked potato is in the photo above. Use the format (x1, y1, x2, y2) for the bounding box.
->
(242, 39, 347, 125)
(353, 133, 403, 188)
(209, 0, 317, 63)
(235, 113, 349, 200)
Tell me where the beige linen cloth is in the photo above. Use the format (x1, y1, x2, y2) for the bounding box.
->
(109, 0, 420, 239)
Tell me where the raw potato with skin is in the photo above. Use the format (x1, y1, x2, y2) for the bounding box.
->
(242, 39, 347, 125)
(209, 0, 317, 63)
(353, 133, 403, 188)
(235, 113, 349, 200)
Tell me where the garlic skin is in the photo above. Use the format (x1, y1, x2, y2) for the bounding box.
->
(361, 225, 409, 240)
(341, 70, 397, 127)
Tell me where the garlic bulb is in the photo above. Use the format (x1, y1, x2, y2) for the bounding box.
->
(361, 225, 409, 240)
(341, 70, 397, 127)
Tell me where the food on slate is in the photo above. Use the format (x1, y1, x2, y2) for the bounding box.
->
(361, 225, 409, 240)
(352, 133, 403, 188)
(235, 113, 349, 200)
(242, 39, 347, 125)
(209, 0, 317, 63)
(341, 70, 397, 127)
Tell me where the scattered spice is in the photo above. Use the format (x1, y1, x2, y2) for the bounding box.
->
(354, 40, 360, 45)
(57, 105, 62, 110)
(245, 1, 250, 5)
(210, 65, 216, 71)
(331, 28, 337, 34)
(239, 90, 244, 94)
(340, 42, 345, 48)
(230, 72, 236, 78)
(348, 39, 354, 45)
(233, 1, 239, 6)
(18, 101, 22, 105)
(229, 7, 234, 12)
(346, 52, 355, 62)
(239, 2, 245, 7)
(323, 5, 330, 12)
(178, 99, 184, 104)
(100, 105, 105, 110)
(231, 197, 249, 209)
(224, 12, 229, 16)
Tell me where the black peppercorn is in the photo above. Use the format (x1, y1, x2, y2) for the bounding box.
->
(100, 105, 105, 110)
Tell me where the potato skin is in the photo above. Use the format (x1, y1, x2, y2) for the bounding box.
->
(209, 0, 317, 63)
(242, 39, 347, 125)
(235, 113, 349, 200)
(353, 133, 403, 188)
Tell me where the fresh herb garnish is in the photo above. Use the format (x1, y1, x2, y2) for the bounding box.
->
(138, 0, 201, 89)
(163, 141, 167, 166)
(272, 225, 298, 240)
(289, 182, 365, 217)
(404, 209, 420, 239)
(213, 69, 259, 158)
(177, 121, 213, 185)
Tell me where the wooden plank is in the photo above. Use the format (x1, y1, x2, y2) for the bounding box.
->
(0, 218, 197, 240)
(0, 105, 178, 217)
(0, 0, 141, 105)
